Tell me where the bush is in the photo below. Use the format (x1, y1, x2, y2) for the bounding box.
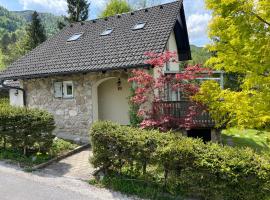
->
(90, 121, 270, 200)
(0, 104, 55, 155)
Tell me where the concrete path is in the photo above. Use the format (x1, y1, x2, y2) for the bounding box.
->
(0, 161, 140, 200)
(40, 148, 94, 180)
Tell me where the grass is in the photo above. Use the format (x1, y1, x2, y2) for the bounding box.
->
(0, 138, 79, 167)
(89, 173, 185, 200)
(222, 128, 270, 153)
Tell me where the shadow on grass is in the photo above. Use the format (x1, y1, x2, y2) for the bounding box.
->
(222, 135, 270, 153)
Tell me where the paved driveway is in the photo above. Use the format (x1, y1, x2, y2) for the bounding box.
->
(0, 161, 140, 200)
(40, 148, 94, 180)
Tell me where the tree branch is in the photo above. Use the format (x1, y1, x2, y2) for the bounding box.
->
(251, 11, 270, 26)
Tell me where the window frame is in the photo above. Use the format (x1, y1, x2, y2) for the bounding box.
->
(67, 32, 83, 42)
(63, 81, 74, 99)
(53, 81, 74, 99)
(132, 22, 146, 30)
(100, 28, 113, 36)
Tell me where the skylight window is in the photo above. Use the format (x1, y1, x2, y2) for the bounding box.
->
(67, 33, 83, 42)
(133, 22, 146, 30)
(100, 28, 113, 36)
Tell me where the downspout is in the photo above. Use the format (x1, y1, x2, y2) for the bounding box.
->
(0, 80, 26, 106)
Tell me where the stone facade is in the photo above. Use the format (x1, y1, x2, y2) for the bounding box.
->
(23, 71, 129, 143)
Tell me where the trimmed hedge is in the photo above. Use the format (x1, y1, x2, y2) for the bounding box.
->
(90, 121, 270, 200)
(0, 104, 55, 155)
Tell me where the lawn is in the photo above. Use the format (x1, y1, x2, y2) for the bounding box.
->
(222, 128, 270, 153)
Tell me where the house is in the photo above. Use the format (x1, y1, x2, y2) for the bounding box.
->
(0, 1, 202, 143)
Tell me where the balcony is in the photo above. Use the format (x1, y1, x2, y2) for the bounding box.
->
(152, 101, 216, 129)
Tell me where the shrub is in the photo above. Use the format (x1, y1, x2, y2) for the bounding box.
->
(90, 121, 270, 200)
(0, 104, 55, 155)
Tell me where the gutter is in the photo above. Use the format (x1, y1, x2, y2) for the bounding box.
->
(0, 80, 26, 106)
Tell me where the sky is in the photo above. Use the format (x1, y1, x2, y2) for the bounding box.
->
(0, 0, 211, 47)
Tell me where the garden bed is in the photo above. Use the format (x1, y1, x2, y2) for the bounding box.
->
(0, 138, 79, 168)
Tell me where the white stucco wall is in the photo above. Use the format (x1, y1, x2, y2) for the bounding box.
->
(9, 89, 24, 107)
(166, 31, 180, 71)
(98, 77, 130, 125)
(9, 81, 24, 107)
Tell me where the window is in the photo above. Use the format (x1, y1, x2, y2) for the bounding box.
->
(53, 81, 74, 98)
(63, 81, 74, 98)
(67, 33, 83, 42)
(100, 28, 113, 36)
(132, 22, 146, 30)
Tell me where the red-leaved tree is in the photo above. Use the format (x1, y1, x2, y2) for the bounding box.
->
(128, 51, 212, 131)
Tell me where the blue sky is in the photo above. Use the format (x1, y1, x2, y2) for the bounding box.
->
(0, 0, 211, 46)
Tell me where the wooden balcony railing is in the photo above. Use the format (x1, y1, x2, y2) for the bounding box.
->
(152, 101, 216, 128)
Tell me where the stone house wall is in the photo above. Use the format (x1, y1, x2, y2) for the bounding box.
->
(23, 71, 129, 143)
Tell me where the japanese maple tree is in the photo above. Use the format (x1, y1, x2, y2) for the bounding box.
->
(128, 51, 212, 131)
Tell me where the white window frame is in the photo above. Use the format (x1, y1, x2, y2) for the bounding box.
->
(63, 81, 74, 98)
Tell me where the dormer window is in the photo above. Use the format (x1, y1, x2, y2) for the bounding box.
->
(67, 33, 83, 42)
(100, 28, 113, 36)
(133, 22, 146, 30)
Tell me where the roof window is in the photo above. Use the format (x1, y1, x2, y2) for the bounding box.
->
(100, 28, 113, 36)
(67, 33, 83, 42)
(133, 22, 146, 30)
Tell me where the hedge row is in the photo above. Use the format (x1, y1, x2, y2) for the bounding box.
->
(0, 103, 55, 155)
(90, 121, 270, 200)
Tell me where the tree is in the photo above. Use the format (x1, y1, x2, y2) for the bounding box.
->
(0, 33, 10, 52)
(128, 51, 211, 130)
(195, 0, 270, 129)
(67, 0, 90, 22)
(58, 0, 90, 30)
(101, 0, 131, 18)
(25, 11, 46, 51)
(0, 50, 5, 70)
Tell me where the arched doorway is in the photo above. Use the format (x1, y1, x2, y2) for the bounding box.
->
(94, 77, 130, 125)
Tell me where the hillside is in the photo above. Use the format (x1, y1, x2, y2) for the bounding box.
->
(12, 10, 64, 37)
(0, 6, 24, 35)
(189, 45, 211, 65)
(0, 6, 63, 38)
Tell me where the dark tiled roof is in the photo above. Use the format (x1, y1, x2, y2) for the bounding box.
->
(0, 1, 183, 80)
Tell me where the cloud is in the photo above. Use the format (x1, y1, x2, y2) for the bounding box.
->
(18, 0, 105, 16)
(19, 0, 67, 15)
(187, 13, 211, 46)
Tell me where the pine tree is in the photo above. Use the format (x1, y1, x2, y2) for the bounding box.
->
(25, 11, 46, 51)
(67, 0, 90, 22)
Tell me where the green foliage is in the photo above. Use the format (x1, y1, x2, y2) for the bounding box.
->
(0, 6, 62, 69)
(0, 104, 55, 155)
(50, 137, 78, 156)
(14, 10, 64, 37)
(129, 87, 143, 127)
(195, 80, 270, 129)
(188, 45, 211, 65)
(91, 174, 178, 200)
(0, 6, 24, 34)
(101, 0, 132, 18)
(90, 121, 270, 200)
(0, 138, 77, 167)
(200, 0, 270, 129)
(67, 0, 90, 22)
(24, 11, 46, 51)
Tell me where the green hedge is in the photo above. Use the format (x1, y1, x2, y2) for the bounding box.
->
(90, 121, 270, 200)
(0, 104, 55, 155)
